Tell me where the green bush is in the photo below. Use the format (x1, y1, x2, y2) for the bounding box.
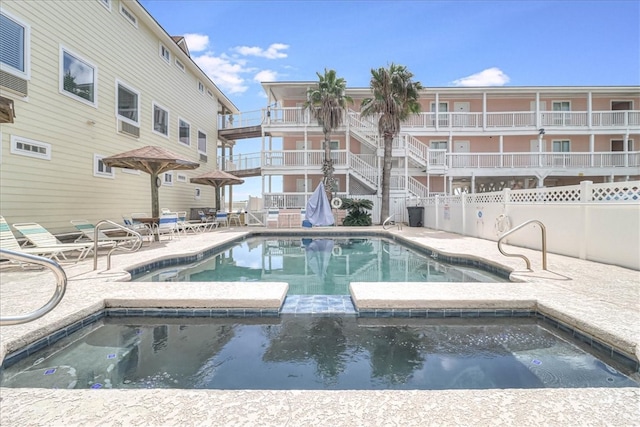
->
(340, 198, 373, 226)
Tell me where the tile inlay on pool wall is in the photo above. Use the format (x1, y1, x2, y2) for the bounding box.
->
(2, 308, 637, 373)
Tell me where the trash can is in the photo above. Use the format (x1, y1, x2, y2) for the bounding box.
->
(407, 206, 424, 227)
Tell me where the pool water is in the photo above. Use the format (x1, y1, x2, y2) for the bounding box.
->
(1, 316, 637, 390)
(132, 237, 507, 294)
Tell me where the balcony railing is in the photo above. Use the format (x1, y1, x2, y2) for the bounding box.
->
(259, 107, 640, 130)
(446, 151, 640, 169)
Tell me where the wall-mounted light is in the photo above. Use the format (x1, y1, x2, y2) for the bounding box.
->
(539, 128, 545, 135)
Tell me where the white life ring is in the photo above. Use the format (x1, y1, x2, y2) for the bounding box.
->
(495, 214, 511, 234)
(332, 246, 342, 256)
(331, 197, 343, 209)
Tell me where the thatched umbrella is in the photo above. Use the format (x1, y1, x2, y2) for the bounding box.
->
(102, 146, 199, 218)
(190, 170, 244, 211)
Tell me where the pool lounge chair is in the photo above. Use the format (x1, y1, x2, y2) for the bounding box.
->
(177, 211, 205, 235)
(1, 216, 77, 264)
(122, 216, 154, 242)
(197, 211, 217, 231)
(71, 219, 143, 249)
(10, 222, 95, 262)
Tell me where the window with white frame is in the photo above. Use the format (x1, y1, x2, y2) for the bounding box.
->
(207, 89, 213, 98)
(179, 118, 190, 145)
(176, 173, 187, 183)
(152, 102, 169, 136)
(0, 11, 30, 79)
(116, 81, 139, 124)
(94, 154, 114, 178)
(197, 130, 207, 153)
(60, 48, 96, 105)
(11, 135, 50, 160)
(197, 81, 204, 93)
(552, 101, 570, 111)
(175, 59, 185, 71)
(163, 172, 173, 186)
(159, 43, 170, 63)
(430, 141, 448, 149)
(98, 0, 111, 11)
(119, 4, 137, 27)
(552, 140, 570, 152)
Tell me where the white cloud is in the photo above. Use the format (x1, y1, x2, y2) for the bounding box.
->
(254, 69, 278, 83)
(234, 43, 289, 59)
(192, 53, 249, 94)
(452, 67, 510, 87)
(183, 33, 210, 52)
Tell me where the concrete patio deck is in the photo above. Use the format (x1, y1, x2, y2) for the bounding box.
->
(1, 226, 638, 426)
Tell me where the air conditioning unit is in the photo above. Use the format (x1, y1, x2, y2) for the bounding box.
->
(118, 120, 140, 138)
(199, 153, 208, 162)
(0, 70, 28, 97)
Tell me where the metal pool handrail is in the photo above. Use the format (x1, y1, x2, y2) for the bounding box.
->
(383, 214, 395, 230)
(0, 249, 67, 326)
(93, 219, 144, 271)
(497, 219, 547, 271)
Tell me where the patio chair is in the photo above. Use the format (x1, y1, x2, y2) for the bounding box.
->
(197, 211, 217, 231)
(156, 212, 179, 240)
(177, 211, 204, 234)
(300, 209, 306, 227)
(266, 208, 279, 228)
(229, 209, 242, 227)
(214, 211, 229, 227)
(71, 220, 142, 249)
(11, 222, 95, 262)
(122, 216, 154, 242)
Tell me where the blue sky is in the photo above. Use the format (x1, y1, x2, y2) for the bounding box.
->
(140, 0, 640, 201)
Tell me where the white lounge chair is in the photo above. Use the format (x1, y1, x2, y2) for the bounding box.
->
(71, 219, 144, 250)
(197, 210, 217, 231)
(177, 211, 204, 234)
(11, 221, 95, 262)
(214, 211, 228, 227)
(122, 216, 154, 242)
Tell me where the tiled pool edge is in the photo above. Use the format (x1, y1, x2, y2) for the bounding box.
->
(128, 230, 513, 281)
(2, 306, 638, 374)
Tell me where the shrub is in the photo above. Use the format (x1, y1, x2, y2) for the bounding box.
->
(341, 198, 373, 226)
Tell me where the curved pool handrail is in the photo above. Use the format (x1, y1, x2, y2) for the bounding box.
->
(382, 214, 395, 230)
(93, 219, 143, 271)
(0, 249, 68, 326)
(497, 219, 547, 271)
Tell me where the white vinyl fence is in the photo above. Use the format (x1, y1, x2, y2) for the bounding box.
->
(410, 181, 640, 270)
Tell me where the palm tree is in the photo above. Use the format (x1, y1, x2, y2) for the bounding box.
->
(361, 64, 422, 222)
(304, 69, 353, 198)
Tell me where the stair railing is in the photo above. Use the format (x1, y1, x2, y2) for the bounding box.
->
(497, 219, 548, 271)
(0, 249, 67, 326)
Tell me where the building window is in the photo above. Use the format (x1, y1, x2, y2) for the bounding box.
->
(11, 135, 50, 160)
(159, 43, 170, 63)
(552, 101, 570, 111)
(207, 89, 213, 98)
(116, 81, 139, 124)
(198, 81, 204, 93)
(152, 102, 169, 136)
(163, 172, 173, 186)
(175, 59, 185, 71)
(98, 0, 111, 11)
(0, 11, 30, 79)
(197, 130, 207, 153)
(60, 48, 96, 105)
(179, 118, 190, 145)
(94, 154, 114, 178)
(119, 4, 137, 27)
(552, 140, 570, 152)
(430, 141, 448, 149)
(176, 173, 187, 183)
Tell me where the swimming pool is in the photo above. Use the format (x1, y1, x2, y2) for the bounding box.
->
(1, 314, 637, 390)
(132, 236, 508, 294)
